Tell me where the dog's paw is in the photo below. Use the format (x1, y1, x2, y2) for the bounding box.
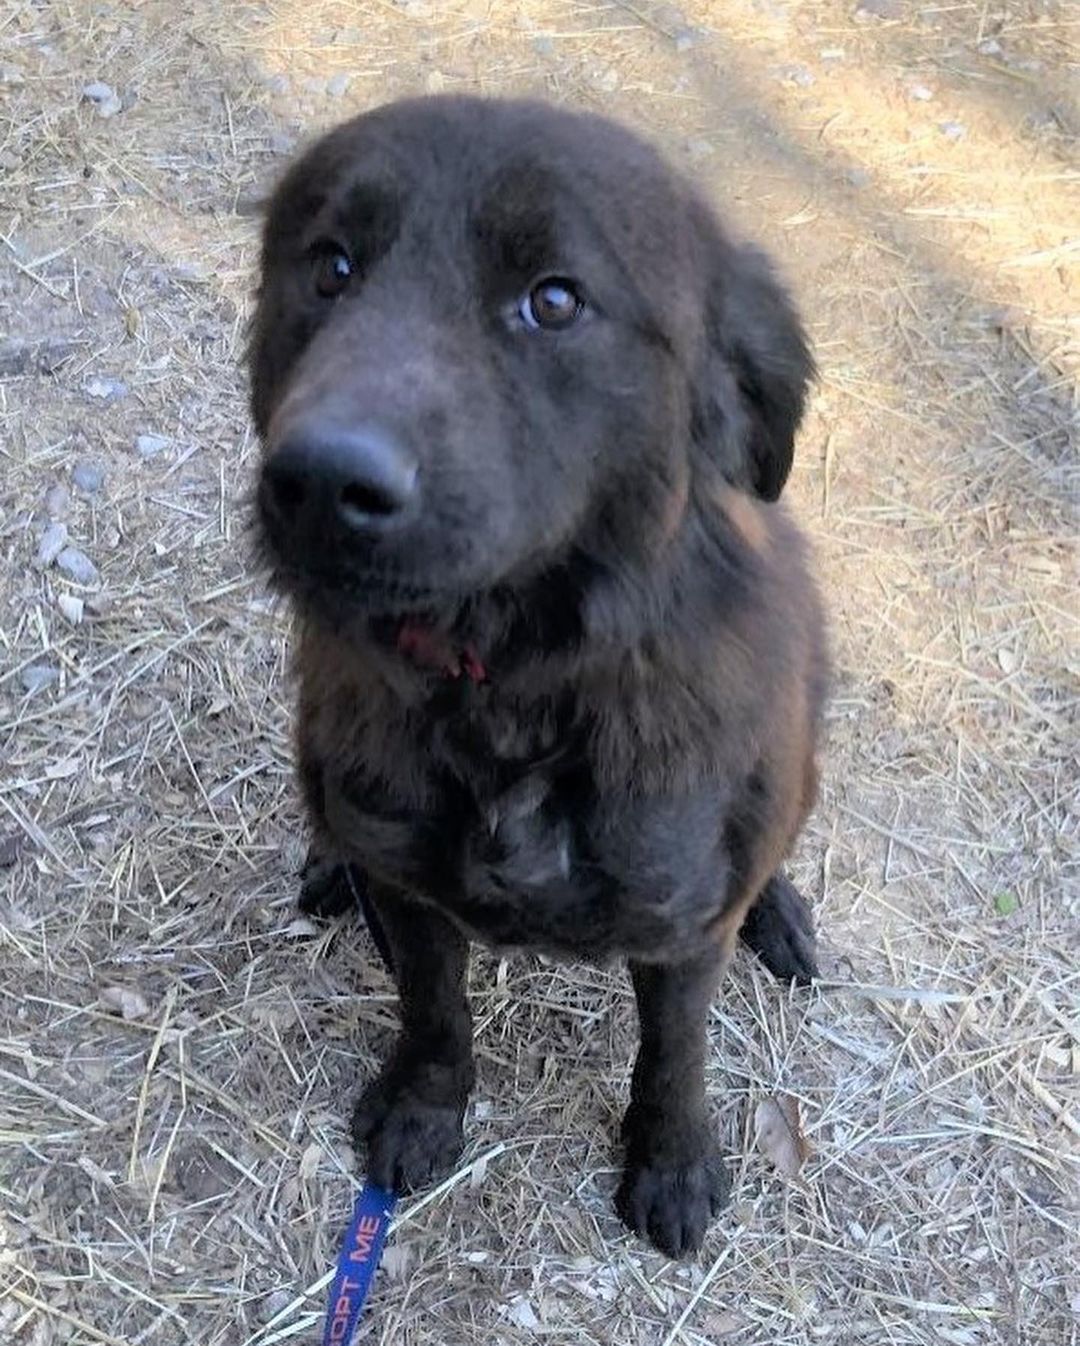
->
(616, 1140, 730, 1258)
(297, 851, 362, 918)
(739, 874, 818, 985)
(352, 1068, 467, 1193)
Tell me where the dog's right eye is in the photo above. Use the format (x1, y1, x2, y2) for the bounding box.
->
(520, 278, 585, 332)
(311, 246, 353, 299)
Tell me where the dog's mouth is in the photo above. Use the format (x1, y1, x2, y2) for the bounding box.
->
(255, 524, 492, 680)
(371, 613, 488, 683)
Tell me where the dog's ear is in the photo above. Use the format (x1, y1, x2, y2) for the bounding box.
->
(694, 229, 814, 502)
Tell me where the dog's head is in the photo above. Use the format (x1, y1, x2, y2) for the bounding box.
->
(250, 96, 812, 645)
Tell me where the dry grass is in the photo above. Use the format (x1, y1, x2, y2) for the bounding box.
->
(1, 1, 1077, 1343)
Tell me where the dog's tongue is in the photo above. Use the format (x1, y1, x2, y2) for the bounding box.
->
(396, 618, 486, 683)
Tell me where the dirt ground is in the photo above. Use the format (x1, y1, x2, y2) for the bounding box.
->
(1, 1, 1077, 1343)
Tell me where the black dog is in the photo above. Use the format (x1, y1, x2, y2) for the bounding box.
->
(249, 95, 826, 1257)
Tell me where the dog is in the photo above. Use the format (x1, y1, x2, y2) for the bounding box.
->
(249, 95, 826, 1257)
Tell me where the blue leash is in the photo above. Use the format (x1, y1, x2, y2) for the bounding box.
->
(322, 872, 398, 1343)
(322, 1182, 397, 1345)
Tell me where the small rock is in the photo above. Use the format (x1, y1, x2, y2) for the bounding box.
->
(260, 1290, 294, 1324)
(908, 82, 934, 101)
(0, 63, 24, 85)
(855, 0, 904, 17)
(82, 80, 122, 118)
(0, 149, 19, 170)
(326, 72, 351, 97)
(21, 663, 59, 694)
(938, 120, 966, 141)
(269, 131, 296, 156)
(265, 73, 290, 95)
(83, 374, 128, 402)
(36, 521, 68, 568)
(503, 1297, 541, 1330)
(593, 65, 620, 93)
(58, 593, 84, 625)
(532, 36, 555, 56)
(56, 547, 99, 586)
(977, 38, 1003, 57)
(844, 166, 872, 188)
(685, 136, 715, 162)
(44, 484, 70, 520)
(674, 27, 703, 51)
(99, 985, 151, 1021)
(72, 460, 106, 494)
(781, 64, 816, 87)
(135, 432, 171, 458)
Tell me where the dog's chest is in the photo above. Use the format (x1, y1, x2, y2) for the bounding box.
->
(324, 686, 576, 890)
(318, 681, 732, 958)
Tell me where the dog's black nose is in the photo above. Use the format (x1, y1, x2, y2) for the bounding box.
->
(263, 424, 418, 535)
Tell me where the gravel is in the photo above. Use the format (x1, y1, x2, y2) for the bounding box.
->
(82, 80, 122, 117)
(44, 484, 71, 519)
(855, 0, 904, 18)
(55, 547, 100, 585)
(21, 663, 59, 694)
(36, 521, 68, 568)
(135, 432, 172, 458)
(58, 593, 85, 625)
(72, 460, 106, 494)
(83, 375, 128, 402)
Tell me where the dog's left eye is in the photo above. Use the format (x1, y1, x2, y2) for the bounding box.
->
(311, 246, 353, 299)
(520, 278, 584, 331)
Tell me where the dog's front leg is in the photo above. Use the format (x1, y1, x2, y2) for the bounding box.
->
(617, 949, 730, 1257)
(353, 889, 475, 1192)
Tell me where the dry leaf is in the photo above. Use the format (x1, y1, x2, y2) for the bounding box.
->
(503, 1297, 540, 1330)
(381, 1245, 413, 1280)
(77, 1154, 116, 1188)
(45, 757, 80, 780)
(99, 985, 151, 1021)
(704, 1309, 751, 1336)
(754, 1093, 811, 1180)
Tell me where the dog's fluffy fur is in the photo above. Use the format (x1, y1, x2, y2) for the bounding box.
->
(249, 95, 827, 1256)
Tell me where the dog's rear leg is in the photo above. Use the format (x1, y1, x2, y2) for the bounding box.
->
(297, 846, 397, 972)
(298, 845, 362, 918)
(738, 873, 818, 984)
(352, 889, 475, 1193)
